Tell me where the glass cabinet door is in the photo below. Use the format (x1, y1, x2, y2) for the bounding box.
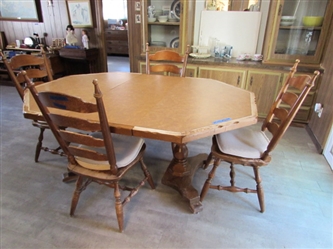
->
(141, 0, 194, 54)
(263, 0, 333, 65)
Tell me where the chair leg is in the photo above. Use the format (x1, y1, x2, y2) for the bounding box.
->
(114, 182, 124, 232)
(253, 166, 265, 213)
(70, 176, 87, 216)
(140, 158, 155, 189)
(35, 127, 45, 162)
(200, 158, 221, 202)
(202, 152, 214, 170)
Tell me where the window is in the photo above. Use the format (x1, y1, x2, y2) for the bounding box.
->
(102, 0, 127, 19)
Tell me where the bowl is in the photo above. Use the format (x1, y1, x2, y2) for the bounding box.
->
(148, 17, 156, 22)
(158, 15, 168, 22)
(280, 16, 296, 26)
(302, 16, 324, 27)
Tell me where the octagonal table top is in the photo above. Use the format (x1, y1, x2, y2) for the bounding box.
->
(23, 72, 257, 144)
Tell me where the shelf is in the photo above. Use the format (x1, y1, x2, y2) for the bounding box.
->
(148, 22, 180, 25)
(279, 25, 322, 30)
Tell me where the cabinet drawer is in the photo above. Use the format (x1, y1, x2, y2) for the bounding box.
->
(106, 46, 128, 54)
(106, 40, 128, 46)
(105, 30, 128, 40)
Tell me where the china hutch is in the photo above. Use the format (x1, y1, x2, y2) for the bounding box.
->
(140, 0, 195, 54)
(262, 0, 333, 65)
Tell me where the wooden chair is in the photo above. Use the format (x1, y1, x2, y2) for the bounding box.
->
(0, 49, 64, 162)
(145, 42, 190, 77)
(24, 72, 155, 232)
(200, 60, 320, 212)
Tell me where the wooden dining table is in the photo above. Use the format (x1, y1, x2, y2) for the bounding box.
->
(23, 72, 258, 213)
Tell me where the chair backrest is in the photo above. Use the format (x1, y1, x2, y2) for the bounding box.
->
(261, 60, 320, 160)
(24, 72, 119, 175)
(0, 48, 53, 101)
(145, 42, 189, 77)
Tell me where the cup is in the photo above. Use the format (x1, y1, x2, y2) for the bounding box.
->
(253, 54, 263, 60)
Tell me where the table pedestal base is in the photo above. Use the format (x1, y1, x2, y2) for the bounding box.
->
(161, 143, 207, 213)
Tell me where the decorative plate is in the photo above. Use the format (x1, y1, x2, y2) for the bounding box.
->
(171, 0, 181, 20)
(189, 53, 211, 58)
(170, 37, 179, 48)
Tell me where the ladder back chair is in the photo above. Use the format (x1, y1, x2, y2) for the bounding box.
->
(24, 72, 155, 232)
(145, 42, 190, 77)
(0, 49, 64, 162)
(200, 59, 320, 213)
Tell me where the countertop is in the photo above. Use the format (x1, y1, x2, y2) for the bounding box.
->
(186, 57, 324, 73)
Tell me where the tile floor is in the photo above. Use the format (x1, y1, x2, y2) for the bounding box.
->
(1, 56, 332, 248)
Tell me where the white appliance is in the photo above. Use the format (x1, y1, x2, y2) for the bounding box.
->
(198, 11, 262, 58)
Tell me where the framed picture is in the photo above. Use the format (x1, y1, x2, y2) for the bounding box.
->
(67, 0, 93, 28)
(135, 1, 141, 11)
(135, 14, 141, 24)
(0, 0, 43, 22)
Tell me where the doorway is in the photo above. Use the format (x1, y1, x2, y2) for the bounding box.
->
(102, 0, 130, 72)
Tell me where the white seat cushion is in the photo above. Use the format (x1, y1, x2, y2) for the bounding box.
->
(75, 133, 144, 171)
(216, 128, 270, 159)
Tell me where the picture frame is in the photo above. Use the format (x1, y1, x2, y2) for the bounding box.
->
(0, 0, 43, 22)
(67, 0, 93, 28)
(135, 1, 141, 11)
(135, 14, 141, 24)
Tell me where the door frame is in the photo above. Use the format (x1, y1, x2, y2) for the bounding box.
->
(323, 124, 333, 170)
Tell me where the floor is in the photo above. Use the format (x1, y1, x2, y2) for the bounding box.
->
(107, 55, 130, 72)
(1, 56, 332, 248)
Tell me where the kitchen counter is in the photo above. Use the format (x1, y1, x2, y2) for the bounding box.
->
(187, 57, 324, 73)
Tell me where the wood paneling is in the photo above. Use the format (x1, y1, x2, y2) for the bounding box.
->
(1, 0, 107, 72)
(308, 23, 333, 151)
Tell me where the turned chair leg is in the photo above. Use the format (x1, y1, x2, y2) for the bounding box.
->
(200, 158, 221, 201)
(70, 176, 88, 216)
(253, 166, 265, 213)
(202, 152, 214, 170)
(114, 182, 124, 232)
(35, 127, 45, 162)
(140, 158, 155, 189)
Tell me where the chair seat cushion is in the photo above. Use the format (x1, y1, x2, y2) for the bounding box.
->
(76, 134, 144, 171)
(216, 128, 270, 159)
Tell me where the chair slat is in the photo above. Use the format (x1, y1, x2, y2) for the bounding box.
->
(289, 75, 311, 90)
(273, 107, 288, 121)
(39, 92, 97, 113)
(49, 114, 101, 132)
(59, 130, 105, 147)
(68, 146, 108, 162)
(281, 92, 299, 107)
(266, 122, 279, 136)
(145, 42, 189, 77)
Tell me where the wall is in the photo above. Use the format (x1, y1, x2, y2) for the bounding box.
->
(308, 23, 333, 152)
(0, 0, 107, 72)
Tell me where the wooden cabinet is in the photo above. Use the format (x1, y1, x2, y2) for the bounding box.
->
(245, 70, 282, 117)
(141, 0, 195, 55)
(105, 30, 128, 55)
(263, 0, 333, 65)
(198, 67, 247, 88)
(59, 48, 99, 74)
